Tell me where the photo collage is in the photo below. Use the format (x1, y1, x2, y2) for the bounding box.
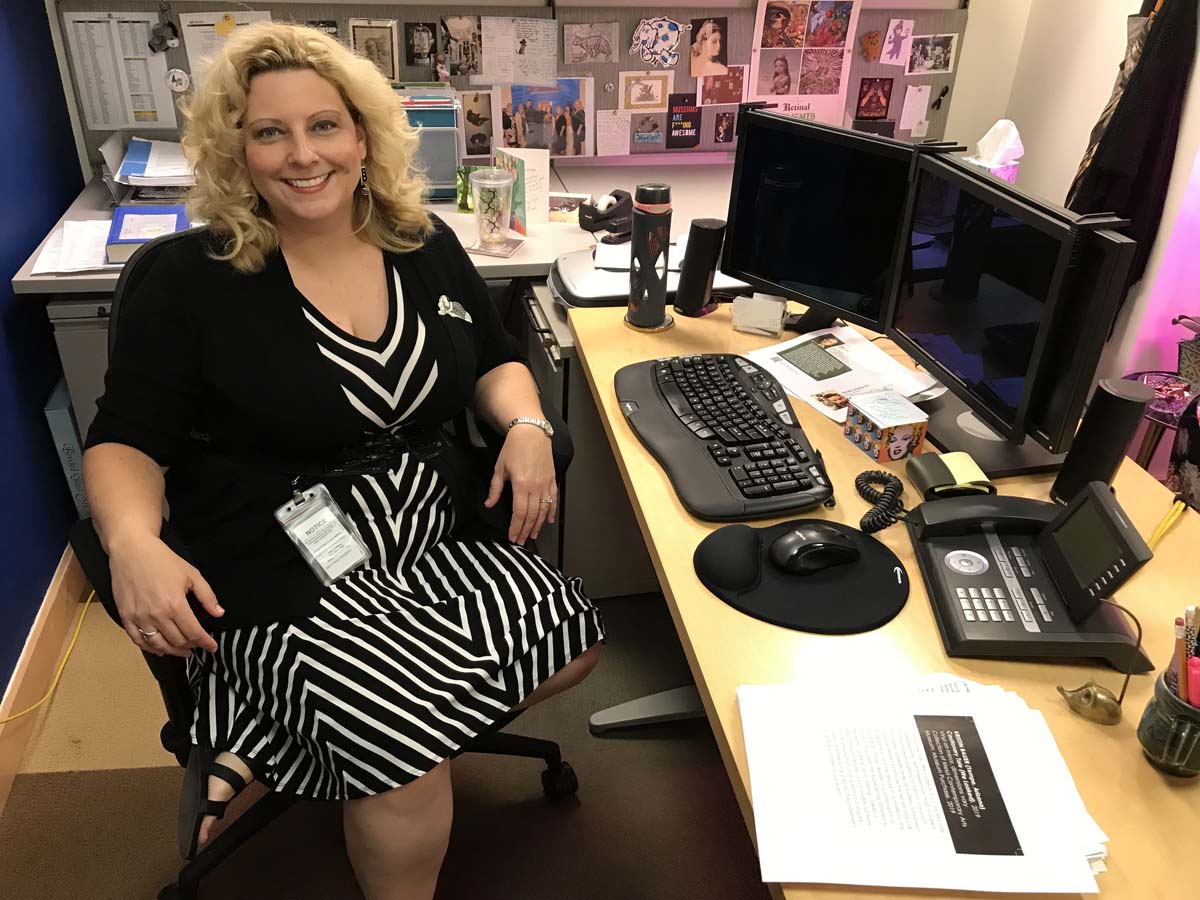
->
(753, 2, 854, 97)
(338, 4, 971, 163)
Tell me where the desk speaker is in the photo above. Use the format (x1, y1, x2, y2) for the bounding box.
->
(1050, 378, 1154, 503)
(674, 218, 726, 317)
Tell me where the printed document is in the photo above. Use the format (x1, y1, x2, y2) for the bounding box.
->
(34, 221, 120, 274)
(478, 17, 557, 85)
(737, 683, 1101, 893)
(743, 325, 942, 423)
(63, 12, 176, 129)
(179, 11, 272, 86)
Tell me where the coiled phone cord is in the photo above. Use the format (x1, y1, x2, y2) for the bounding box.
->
(855, 471, 907, 534)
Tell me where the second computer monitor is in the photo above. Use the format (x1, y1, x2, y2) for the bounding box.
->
(723, 111, 915, 330)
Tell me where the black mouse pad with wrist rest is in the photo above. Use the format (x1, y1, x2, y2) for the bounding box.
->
(693, 520, 909, 634)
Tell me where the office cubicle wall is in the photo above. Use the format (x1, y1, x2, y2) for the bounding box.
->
(53, 1, 968, 173)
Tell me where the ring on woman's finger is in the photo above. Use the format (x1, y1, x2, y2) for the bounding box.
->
(137, 626, 160, 639)
(539, 496, 554, 504)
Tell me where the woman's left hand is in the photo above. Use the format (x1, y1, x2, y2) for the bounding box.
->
(484, 426, 557, 545)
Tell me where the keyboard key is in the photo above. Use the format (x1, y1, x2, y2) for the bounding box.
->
(773, 480, 800, 493)
(989, 610, 1001, 622)
(1021, 610, 1033, 622)
(731, 466, 748, 482)
(715, 456, 731, 466)
(968, 588, 980, 598)
(695, 427, 715, 439)
(959, 597, 971, 610)
(752, 477, 768, 485)
(981, 588, 993, 599)
(743, 485, 771, 497)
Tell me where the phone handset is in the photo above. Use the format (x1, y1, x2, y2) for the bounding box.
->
(906, 494, 1058, 539)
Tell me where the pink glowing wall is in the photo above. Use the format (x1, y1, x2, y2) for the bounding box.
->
(1127, 146, 1200, 373)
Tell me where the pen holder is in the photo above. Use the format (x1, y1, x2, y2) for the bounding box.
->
(1136, 671, 1200, 777)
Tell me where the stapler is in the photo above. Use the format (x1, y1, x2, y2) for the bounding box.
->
(578, 190, 633, 244)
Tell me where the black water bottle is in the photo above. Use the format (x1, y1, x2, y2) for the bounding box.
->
(626, 183, 673, 331)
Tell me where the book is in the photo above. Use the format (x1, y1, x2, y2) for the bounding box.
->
(106, 204, 188, 263)
(494, 147, 548, 236)
(44, 379, 90, 518)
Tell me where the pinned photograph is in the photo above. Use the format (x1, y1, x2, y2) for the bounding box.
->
(633, 113, 665, 145)
(714, 112, 735, 144)
(690, 17, 728, 78)
(620, 70, 674, 112)
(494, 78, 593, 157)
(798, 48, 843, 95)
(907, 33, 957, 75)
(349, 19, 400, 82)
(564, 22, 617, 64)
(629, 17, 690, 69)
(856, 77, 893, 120)
(757, 51, 802, 96)
(441, 15, 482, 76)
(759, 2, 810, 50)
(459, 91, 493, 157)
(881, 18, 914, 67)
(699, 66, 745, 106)
(805, 1, 853, 49)
(404, 22, 436, 66)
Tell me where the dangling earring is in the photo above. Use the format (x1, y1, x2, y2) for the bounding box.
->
(360, 164, 369, 196)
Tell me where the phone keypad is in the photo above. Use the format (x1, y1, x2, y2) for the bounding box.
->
(956, 586, 1016, 624)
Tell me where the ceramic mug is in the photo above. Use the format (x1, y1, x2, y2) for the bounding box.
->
(1137, 672, 1200, 777)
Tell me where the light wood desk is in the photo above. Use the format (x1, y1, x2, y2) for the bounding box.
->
(569, 304, 1199, 900)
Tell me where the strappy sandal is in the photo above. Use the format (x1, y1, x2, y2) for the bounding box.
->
(178, 745, 260, 859)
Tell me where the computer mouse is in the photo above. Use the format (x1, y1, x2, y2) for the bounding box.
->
(768, 523, 861, 575)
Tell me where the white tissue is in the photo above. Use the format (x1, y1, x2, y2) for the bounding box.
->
(967, 119, 1024, 167)
(963, 120, 1023, 183)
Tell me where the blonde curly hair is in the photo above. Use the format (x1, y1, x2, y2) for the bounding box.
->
(181, 21, 431, 274)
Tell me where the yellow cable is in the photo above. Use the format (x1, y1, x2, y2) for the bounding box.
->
(1148, 500, 1185, 551)
(0, 591, 95, 725)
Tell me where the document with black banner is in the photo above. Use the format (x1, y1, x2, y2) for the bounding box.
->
(736, 684, 1099, 893)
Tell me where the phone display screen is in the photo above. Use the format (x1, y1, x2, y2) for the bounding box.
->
(1049, 501, 1120, 590)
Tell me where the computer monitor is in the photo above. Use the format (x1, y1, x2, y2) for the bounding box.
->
(888, 155, 1135, 476)
(723, 110, 916, 331)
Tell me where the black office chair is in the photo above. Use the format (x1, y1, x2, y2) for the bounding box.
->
(69, 229, 579, 900)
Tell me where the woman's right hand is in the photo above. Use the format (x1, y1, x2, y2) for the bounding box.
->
(109, 533, 224, 658)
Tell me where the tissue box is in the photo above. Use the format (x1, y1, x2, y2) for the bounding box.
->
(965, 159, 1020, 184)
(843, 390, 928, 462)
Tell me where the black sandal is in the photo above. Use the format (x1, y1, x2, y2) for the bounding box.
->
(178, 745, 260, 859)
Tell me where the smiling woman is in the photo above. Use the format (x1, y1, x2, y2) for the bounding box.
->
(182, 24, 430, 273)
(82, 21, 603, 900)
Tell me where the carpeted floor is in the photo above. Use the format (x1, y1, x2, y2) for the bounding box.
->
(2, 594, 769, 900)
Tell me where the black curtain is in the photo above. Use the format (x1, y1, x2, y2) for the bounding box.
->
(1066, 0, 1198, 297)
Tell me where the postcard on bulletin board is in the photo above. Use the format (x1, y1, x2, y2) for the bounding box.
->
(492, 78, 595, 158)
(749, 0, 862, 125)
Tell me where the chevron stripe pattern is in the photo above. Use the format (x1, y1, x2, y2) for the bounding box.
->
(186, 265, 604, 799)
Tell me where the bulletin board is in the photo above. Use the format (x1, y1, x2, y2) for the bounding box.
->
(843, 7, 969, 144)
(57, 0, 551, 169)
(55, 1, 968, 173)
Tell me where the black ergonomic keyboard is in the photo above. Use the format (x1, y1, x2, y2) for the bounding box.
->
(615, 354, 833, 520)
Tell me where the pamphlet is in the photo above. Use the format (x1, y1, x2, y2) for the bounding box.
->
(737, 680, 1102, 893)
(743, 325, 942, 424)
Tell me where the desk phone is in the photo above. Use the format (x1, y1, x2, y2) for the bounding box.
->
(907, 482, 1154, 672)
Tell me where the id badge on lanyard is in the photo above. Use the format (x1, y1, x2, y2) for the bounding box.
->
(274, 483, 370, 586)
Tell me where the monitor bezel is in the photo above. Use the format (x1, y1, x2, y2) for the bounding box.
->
(886, 154, 1079, 444)
(722, 109, 918, 331)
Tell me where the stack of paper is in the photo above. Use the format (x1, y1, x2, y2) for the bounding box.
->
(737, 674, 1105, 893)
(32, 221, 120, 274)
(116, 137, 195, 187)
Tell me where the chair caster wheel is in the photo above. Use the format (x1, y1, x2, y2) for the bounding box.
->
(541, 761, 578, 799)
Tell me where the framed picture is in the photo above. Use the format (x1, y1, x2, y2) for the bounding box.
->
(906, 33, 958, 75)
(349, 19, 400, 82)
(404, 22, 437, 67)
(620, 70, 674, 113)
(856, 77, 893, 120)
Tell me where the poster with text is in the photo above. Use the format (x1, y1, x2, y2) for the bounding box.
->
(666, 93, 700, 149)
(750, 0, 860, 124)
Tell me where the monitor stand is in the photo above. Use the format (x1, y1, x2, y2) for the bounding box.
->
(919, 391, 1065, 479)
(784, 308, 839, 333)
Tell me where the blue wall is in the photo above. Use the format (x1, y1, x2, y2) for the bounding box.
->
(0, 8, 86, 689)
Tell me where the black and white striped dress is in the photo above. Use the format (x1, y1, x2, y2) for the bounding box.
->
(187, 264, 604, 801)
